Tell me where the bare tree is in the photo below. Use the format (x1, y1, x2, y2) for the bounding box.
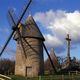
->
(0, 58, 15, 75)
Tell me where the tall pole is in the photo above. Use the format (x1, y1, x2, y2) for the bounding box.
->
(66, 34, 71, 64)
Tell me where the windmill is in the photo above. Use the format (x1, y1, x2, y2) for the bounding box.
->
(0, 0, 57, 77)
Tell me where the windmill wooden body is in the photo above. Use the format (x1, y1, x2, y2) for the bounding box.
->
(14, 16, 44, 77)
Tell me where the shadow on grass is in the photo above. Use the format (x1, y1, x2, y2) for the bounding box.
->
(9, 75, 26, 80)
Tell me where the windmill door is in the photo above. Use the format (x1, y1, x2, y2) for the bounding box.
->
(26, 67, 32, 77)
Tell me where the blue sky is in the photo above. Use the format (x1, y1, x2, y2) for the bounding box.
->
(0, 0, 80, 60)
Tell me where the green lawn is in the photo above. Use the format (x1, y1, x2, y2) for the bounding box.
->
(9, 75, 26, 80)
(3, 74, 80, 80)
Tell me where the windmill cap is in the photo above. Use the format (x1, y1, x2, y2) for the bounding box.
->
(14, 16, 45, 41)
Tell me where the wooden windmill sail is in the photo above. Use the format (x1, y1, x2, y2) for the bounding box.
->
(49, 49, 60, 70)
(0, 0, 32, 56)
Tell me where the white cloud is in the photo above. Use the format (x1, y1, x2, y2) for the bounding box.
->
(34, 10, 80, 51)
(44, 34, 63, 48)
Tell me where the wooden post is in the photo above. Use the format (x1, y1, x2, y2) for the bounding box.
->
(72, 74, 74, 80)
(69, 72, 71, 80)
(39, 76, 42, 80)
(62, 75, 64, 80)
(76, 70, 78, 75)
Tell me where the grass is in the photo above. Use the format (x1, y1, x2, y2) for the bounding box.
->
(9, 75, 26, 80)
(0, 74, 80, 80)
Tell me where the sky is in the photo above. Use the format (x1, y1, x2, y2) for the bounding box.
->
(0, 0, 80, 60)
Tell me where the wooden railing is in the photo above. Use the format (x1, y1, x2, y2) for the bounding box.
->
(27, 74, 80, 80)
(0, 74, 11, 80)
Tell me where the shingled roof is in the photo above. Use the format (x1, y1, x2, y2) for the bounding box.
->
(14, 15, 45, 41)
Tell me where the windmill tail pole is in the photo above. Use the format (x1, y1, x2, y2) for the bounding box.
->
(42, 43, 57, 73)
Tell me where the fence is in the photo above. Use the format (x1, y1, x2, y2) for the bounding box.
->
(0, 74, 11, 80)
(27, 74, 80, 80)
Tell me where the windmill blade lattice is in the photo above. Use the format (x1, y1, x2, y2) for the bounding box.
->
(7, 8, 18, 30)
(7, 6, 28, 58)
(0, 0, 32, 56)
